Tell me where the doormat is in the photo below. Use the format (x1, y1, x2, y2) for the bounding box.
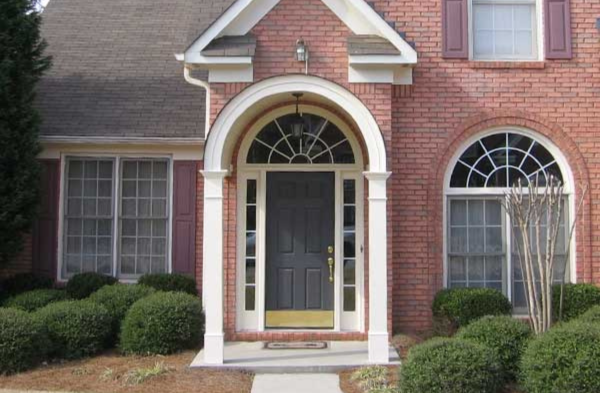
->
(264, 342, 328, 350)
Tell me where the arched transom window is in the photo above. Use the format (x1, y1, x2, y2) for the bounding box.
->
(446, 131, 570, 313)
(247, 113, 355, 164)
(450, 133, 563, 188)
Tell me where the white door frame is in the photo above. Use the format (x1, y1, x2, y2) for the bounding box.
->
(235, 106, 365, 333)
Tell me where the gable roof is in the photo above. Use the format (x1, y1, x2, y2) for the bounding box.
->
(37, 0, 235, 140)
(183, 0, 417, 65)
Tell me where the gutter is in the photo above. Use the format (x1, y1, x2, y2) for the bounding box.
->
(176, 54, 211, 138)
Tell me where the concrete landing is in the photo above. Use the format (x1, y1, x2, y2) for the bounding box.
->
(190, 341, 400, 373)
(251, 374, 343, 393)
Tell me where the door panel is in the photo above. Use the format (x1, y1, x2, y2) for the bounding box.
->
(265, 172, 335, 328)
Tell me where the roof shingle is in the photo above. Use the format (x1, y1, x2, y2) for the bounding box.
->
(37, 0, 235, 139)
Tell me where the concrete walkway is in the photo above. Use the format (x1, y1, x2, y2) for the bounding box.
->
(251, 374, 343, 393)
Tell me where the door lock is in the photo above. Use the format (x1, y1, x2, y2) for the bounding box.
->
(328, 257, 334, 283)
(328, 245, 334, 254)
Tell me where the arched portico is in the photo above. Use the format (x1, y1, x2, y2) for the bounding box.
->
(201, 75, 391, 365)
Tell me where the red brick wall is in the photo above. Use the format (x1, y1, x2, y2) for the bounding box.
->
(202, 0, 600, 337)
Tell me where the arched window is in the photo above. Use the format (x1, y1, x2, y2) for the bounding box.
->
(247, 113, 355, 164)
(446, 131, 570, 313)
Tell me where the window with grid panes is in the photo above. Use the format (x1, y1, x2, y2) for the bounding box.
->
(119, 159, 169, 278)
(472, 0, 538, 60)
(447, 132, 569, 311)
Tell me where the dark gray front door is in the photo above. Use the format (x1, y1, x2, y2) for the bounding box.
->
(265, 172, 335, 328)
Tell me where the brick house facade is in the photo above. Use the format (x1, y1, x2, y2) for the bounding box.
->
(4, 0, 599, 364)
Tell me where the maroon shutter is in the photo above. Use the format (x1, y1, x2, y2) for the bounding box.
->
(172, 161, 197, 276)
(32, 160, 60, 279)
(442, 0, 469, 58)
(545, 0, 573, 59)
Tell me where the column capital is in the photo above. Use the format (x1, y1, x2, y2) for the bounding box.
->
(363, 171, 392, 182)
(200, 169, 229, 180)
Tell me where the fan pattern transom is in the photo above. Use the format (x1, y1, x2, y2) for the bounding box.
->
(450, 132, 564, 188)
(246, 113, 355, 164)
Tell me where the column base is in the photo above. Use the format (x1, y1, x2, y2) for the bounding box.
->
(368, 331, 390, 364)
(204, 332, 225, 364)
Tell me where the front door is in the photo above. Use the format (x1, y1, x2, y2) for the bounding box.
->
(265, 172, 335, 329)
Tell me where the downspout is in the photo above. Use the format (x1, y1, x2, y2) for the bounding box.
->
(183, 64, 211, 138)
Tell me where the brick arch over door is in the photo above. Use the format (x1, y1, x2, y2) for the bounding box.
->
(427, 111, 592, 303)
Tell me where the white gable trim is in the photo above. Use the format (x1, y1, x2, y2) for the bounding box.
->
(184, 0, 417, 66)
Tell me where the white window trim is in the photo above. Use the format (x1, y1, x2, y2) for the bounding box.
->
(57, 153, 174, 283)
(443, 127, 576, 313)
(235, 105, 366, 333)
(468, 0, 544, 61)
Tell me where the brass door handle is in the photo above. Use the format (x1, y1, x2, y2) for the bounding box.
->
(328, 257, 334, 283)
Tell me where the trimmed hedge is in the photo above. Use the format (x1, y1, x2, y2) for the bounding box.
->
(4, 289, 68, 312)
(521, 321, 600, 393)
(552, 283, 600, 322)
(35, 300, 112, 359)
(120, 292, 203, 355)
(578, 305, 600, 324)
(398, 338, 503, 393)
(65, 272, 118, 299)
(0, 308, 48, 375)
(457, 316, 531, 381)
(432, 288, 512, 331)
(0, 273, 53, 303)
(137, 273, 197, 295)
(88, 284, 156, 342)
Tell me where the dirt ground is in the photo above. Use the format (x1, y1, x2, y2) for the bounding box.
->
(0, 351, 253, 393)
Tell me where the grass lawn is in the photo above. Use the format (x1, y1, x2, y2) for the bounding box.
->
(0, 350, 253, 393)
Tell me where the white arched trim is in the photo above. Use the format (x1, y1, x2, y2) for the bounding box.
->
(444, 126, 574, 194)
(204, 75, 387, 173)
(442, 126, 577, 307)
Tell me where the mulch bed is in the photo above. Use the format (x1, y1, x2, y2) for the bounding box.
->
(0, 351, 253, 393)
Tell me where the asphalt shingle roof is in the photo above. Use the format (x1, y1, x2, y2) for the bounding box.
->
(37, 0, 235, 139)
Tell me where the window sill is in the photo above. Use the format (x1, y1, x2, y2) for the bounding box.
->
(470, 61, 546, 70)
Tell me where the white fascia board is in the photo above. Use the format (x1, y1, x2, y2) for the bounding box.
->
(184, 0, 417, 66)
(39, 135, 205, 146)
(349, 55, 409, 65)
(184, 54, 253, 65)
(349, 64, 413, 85)
(184, 0, 278, 62)
(341, 0, 417, 65)
(208, 65, 254, 83)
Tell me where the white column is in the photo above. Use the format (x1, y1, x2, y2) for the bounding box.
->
(364, 171, 392, 364)
(201, 170, 228, 364)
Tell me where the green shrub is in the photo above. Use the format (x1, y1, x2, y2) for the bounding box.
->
(35, 300, 112, 359)
(521, 321, 600, 393)
(65, 272, 118, 299)
(0, 273, 53, 302)
(398, 338, 502, 393)
(432, 288, 512, 331)
(137, 273, 197, 295)
(4, 289, 68, 312)
(120, 292, 203, 355)
(89, 284, 156, 342)
(578, 305, 600, 324)
(0, 308, 48, 374)
(552, 283, 600, 322)
(457, 315, 531, 381)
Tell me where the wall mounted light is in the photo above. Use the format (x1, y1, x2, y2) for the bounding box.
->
(295, 39, 309, 74)
(295, 39, 308, 62)
(290, 93, 304, 140)
(596, 17, 600, 32)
